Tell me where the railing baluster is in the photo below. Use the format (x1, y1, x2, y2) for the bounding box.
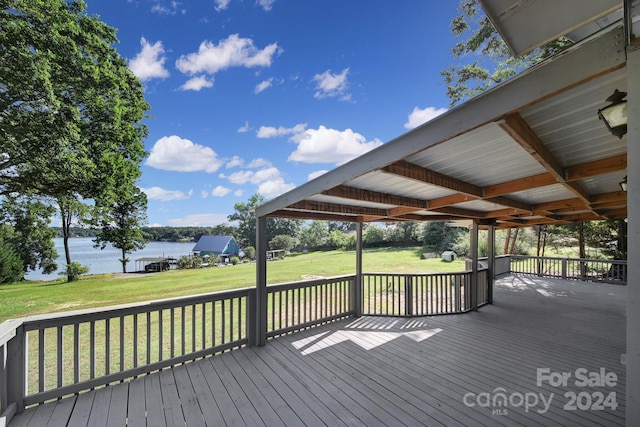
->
(105, 319, 110, 376)
(90, 322, 95, 381)
(119, 317, 124, 372)
(57, 326, 63, 389)
(38, 330, 44, 393)
(74, 324, 80, 384)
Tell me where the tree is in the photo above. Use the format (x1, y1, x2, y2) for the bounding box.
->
(0, 225, 24, 284)
(0, 196, 58, 277)
(441, 0, 572, 106)
(419, 222, 463, 252)
(228, 194, 302, 247)
(1, 0, 149, 278)
(93, 185, 148, 273)
(228, 194, 263, 247)
(299, 221, 329, 250)
(363, 224, 385, 246)
(269, 234, 297, 251)
(1, 0, 149, 197)
(327, 230, 348, 249)
(57, 196, 90, 280)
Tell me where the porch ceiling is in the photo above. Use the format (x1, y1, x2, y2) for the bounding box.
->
(256, 25, 628, 229)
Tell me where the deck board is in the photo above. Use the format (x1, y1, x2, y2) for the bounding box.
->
(9, 276, 626, 426)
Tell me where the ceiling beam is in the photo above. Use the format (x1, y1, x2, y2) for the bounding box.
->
(499, 112, 593, 204)
(483, 173, 557, 198)
(322, 185, 428, 209)
(288, 201, 388, 217)
(429, 206, 486, 218)
(268, 210, 358, 222)
(565, 153, 627, 181)
(382, 160, 484, 198)
(500, 113, 565, 181)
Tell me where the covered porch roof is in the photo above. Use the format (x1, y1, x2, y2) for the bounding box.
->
(256, 23, 628, 228)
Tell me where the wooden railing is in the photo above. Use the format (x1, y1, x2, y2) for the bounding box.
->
(4, 254, 622, 420)
(510, 255, 627, 284)
(362, 269, 489, 316)
(0, 288, 254, 415)
(266, 275, 355, 338)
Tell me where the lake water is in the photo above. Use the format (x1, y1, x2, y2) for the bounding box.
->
(26, 238, 196, 280)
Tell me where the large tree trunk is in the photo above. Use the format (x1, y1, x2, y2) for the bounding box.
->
(121, 249, 127, 273)
(60, 203, 74, 282)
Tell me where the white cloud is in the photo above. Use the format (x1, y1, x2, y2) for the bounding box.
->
(257, 123, 307, 138)
(200, 190, 209, 198)
(308, 170, 328, 181)
(312, 68, 350, 100)
(168, 213, 229, 227)
(146, 135, 224, 173)
(175, 34, 280, 76)
(214, 0, 231, 11)
(226, 166, 281, 185)
(129, 38, 170, 82)
(404, 106, 448, 129)
(237, 121, 251, 133)
(247, 158, 271, 168)
(234, 189, 244, 197)
(142, 186, 191, 201)
(226, 155, 244, 168)
(254, 78, 273, 94)
(212, 185, 232, 197)
(179, 75, 214, 91)
(257, 0, 276, 11)
(151, 1, 185, 15)
(258, 178, 295, 199)
(289, 126, 383, 165)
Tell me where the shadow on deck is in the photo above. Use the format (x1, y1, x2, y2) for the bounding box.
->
(9, 275, 626, 426)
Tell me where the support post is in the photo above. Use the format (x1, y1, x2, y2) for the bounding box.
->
(5, 324, 25, 415)
(626, 40, 640, 427)
(353, 222, 363, 317)
(255, 216, 268, 346)
(487, 224, 495, 304)
(470, 221, 479, 311)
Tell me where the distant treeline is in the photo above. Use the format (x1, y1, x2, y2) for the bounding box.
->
(52, 225, 238, 242)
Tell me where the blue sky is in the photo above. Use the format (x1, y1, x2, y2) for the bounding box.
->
(86, 0, 460, 227)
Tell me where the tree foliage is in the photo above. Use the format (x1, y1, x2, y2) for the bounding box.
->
(441, 0, 572, 106)
(269, 234, 297, 251)
(93, 184, 148, 273)
(298, 221, 329, 249)
(228, 194, 302, 247)
(1, 0, 150, 277)
(0, 225, 24, 284)
(1, 196, 58, 277)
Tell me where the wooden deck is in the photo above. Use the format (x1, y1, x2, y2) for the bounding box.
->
(9, 275, 626, 426)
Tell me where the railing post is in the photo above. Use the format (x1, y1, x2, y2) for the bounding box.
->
(561, 258, 567, 279)
(353, 223, 363, 317)
(246, 289, 257, 347)
(487, 224, 495, 304)
(256, 216, 268, 346)
(5, 323, 26, 415)
(404, 275, 413, 316)
(470, 221, 479, 311)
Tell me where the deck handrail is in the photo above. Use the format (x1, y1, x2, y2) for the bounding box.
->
(0, 255, 620, 421)
(509, 255, 627, 284)
(0, 286, 255, 417)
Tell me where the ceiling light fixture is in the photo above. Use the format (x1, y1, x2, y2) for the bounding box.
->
(620, 176, 627, 192)
(598, 89, 628, 138)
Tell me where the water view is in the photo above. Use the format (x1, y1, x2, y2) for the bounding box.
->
(26, 238, 196, 280)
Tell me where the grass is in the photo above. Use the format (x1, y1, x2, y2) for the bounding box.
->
(0, 247, 465, 323)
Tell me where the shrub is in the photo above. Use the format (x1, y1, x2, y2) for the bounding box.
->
(0, 239, 23, 284)
(243, 246, 256, 260)
(177, 254, 202, 269)
(58, 262, 89, 281)
(230, 256, 240, 265)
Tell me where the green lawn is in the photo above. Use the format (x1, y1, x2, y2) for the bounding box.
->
(0, 247, 465, 323)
